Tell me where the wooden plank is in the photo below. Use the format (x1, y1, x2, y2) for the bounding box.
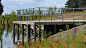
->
(35, 22, 75, 25)
(13, 21, 34, 25)
(13, 20, 86, 25)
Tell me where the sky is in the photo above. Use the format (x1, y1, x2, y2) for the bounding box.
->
(1, 0, 68, 15)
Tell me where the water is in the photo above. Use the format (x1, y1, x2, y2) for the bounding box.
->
(2, 30, 16, 48)
(0, 29, 16, 48)
(0, 24, 34, 48)
(0, 22, 21, 48)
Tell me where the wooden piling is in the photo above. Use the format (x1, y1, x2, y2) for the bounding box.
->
(22, 24, 24, 45)
(13, 23, 15, 43)
(39, 25, 41, 42)
(34, 25, 36, 43)
(28, 25, 30, 43)
(17, 24, 19, 41)
(54, 25, 56, 34)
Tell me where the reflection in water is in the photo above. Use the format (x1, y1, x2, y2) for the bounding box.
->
(0, 20, 33, 48)
(0, 24, 4, 48)
(0, 20, 16, 48)
(0, 33, 2, 48)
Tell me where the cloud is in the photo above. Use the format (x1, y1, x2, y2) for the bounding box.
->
(33, 0, 45, 2)
(53, 1, 57, 4)
(9, 0, 44, 2)
(19, 2, 23, 5)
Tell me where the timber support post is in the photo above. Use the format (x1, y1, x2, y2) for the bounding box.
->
(13, 23, 15, 43)
(22, 24, 24, 45)
(34, 24, 36, 43)
(39, 25, 41, 42)
(28, 24, 30, 43)
(54, 25, 56, 34)
(17, 24, 19, 41)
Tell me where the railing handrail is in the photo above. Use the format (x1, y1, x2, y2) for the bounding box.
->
(17, 8, 86, 22)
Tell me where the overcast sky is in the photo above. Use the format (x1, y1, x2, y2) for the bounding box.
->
(1, 0, 68, 15)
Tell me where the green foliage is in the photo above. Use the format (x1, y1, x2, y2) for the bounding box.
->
(59, 36, 63, 48)
(59, 29, 63, 32)
(66, 33, 70, 48)
(47, 7, 51, 15)
(30, 9, 33, 15)
(61, 8, 66, 13)
(4, 13, 10, 21)
(65, 25, 69, 30)
(75, 22, 82, 26)
(47, 6, 57, 15)
(65, 0, 86, 8)
(10, 11, 17, 21)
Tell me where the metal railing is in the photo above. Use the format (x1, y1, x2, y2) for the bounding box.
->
(17, 7, 86, 22)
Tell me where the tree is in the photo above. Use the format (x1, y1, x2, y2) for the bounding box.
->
(0, 0, 3, 15)
(10, 11, 17, 21)
(65, 0, 86, 8)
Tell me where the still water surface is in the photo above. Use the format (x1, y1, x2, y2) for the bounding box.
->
(0, 28, 34, 48)
(1, 29, 16, 48)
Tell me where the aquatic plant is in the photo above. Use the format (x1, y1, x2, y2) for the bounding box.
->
(74, 28, 76, 37)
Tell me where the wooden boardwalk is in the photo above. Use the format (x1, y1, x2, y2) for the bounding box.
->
(13, 20, 86, 25)
(13, 20, 86, 45)
(13, 7, 86, 46)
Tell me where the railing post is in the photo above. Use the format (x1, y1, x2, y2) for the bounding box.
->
(26, 9, 27, 21)
(54, 10, 55, 21)
(51, 8, 52, 22)
(39, 8, 40, 22)
(33, 8, 34, 22)
(37, 11, 38, 21)
(45, 11, 46, 20)
(29, 8, 30, 21)
(83, 8, 85, 21)
(17, 10, 19, 21)
(73, 8, 74, 22)
(20, 10, 21, 21)
(62, 8, 63, 22)
(23, 9, 24, 21)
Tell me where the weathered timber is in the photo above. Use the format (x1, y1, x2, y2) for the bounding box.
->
(22, 24, 24, 45)
(34, 25, 36, 43)
(13, 23, 15, 43)
(28, 25, 30, 43)
(17, 24, 19, 41)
